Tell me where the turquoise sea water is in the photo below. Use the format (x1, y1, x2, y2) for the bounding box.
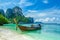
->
(1, 23, 60, 40)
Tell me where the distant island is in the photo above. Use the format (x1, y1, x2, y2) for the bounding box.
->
(35, 22, 60, 25)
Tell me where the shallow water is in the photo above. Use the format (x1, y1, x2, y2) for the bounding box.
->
(1, 23, 60, 40)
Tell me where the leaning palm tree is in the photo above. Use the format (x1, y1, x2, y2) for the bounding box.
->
(13, 18, 18, 30)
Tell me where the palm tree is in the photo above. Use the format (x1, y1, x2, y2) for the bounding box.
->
(13, 18, 18, 30)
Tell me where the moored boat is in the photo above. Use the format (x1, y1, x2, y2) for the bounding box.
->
(18, 24, 41, 31)
(13, 18, 41, 31)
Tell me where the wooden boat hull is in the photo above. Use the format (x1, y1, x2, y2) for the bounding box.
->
(18, 26, 41, 31)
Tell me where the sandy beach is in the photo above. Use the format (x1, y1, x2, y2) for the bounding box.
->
(0, 28, 34, 40)
(0, 24, 60, 40)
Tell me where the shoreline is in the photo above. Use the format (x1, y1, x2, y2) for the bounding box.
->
(0, 27, 35, 40)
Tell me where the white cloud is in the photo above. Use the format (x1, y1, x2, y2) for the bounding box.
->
(18, 0, 34, 7)
(38, 13, 47, 17)
(25, 12, 47, 18)
(35, 18, 49, 22)
(44, 18, 50, 22)
(0, 2, 12, 6)
(43, 0, 48, 4)
(34, 17, 56, 23)
(0, 0, 34, 9)
(25, 7, 60, 23)
(25, 14, 35, 17)
(26, 10, 47, 17)
(27, 10, 37, 12)
(50, 17, 55, 21)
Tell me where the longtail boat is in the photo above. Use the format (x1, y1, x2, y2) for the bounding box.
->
(18, 25, 41, 31)
(13, 18, 41, 31)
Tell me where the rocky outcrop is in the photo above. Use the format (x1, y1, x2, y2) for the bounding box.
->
(0, 9, 5, 16)
(6, 6, 24, 19)
(6, 8, 14, 18)
(26, 17, 34, 23)
(0, 6, 34, 24)
(13, 6, 24, 17)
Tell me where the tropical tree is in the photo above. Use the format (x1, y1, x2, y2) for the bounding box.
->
(0, 14, 9, 25)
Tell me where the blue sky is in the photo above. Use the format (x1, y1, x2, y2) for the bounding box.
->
(0, 0, 60, 23)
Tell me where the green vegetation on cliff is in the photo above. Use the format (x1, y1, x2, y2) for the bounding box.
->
(0, 6, 34, 24)
(0, 14, 9, 25)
